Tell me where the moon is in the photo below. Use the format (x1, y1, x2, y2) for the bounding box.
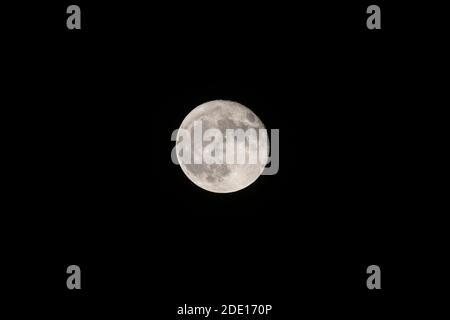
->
(176, 100, 268, 193)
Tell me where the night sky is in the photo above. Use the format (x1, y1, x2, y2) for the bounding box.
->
(3, 1, 439, 318)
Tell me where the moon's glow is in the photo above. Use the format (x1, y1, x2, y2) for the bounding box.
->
(176, 100, 268, 193)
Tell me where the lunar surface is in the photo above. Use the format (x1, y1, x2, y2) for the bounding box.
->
(176, 100, 268, 193)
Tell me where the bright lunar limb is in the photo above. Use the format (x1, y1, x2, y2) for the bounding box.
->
(176, 100, 269, 193)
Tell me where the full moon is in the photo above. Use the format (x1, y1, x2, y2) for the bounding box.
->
(176, 100, 268, 193)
